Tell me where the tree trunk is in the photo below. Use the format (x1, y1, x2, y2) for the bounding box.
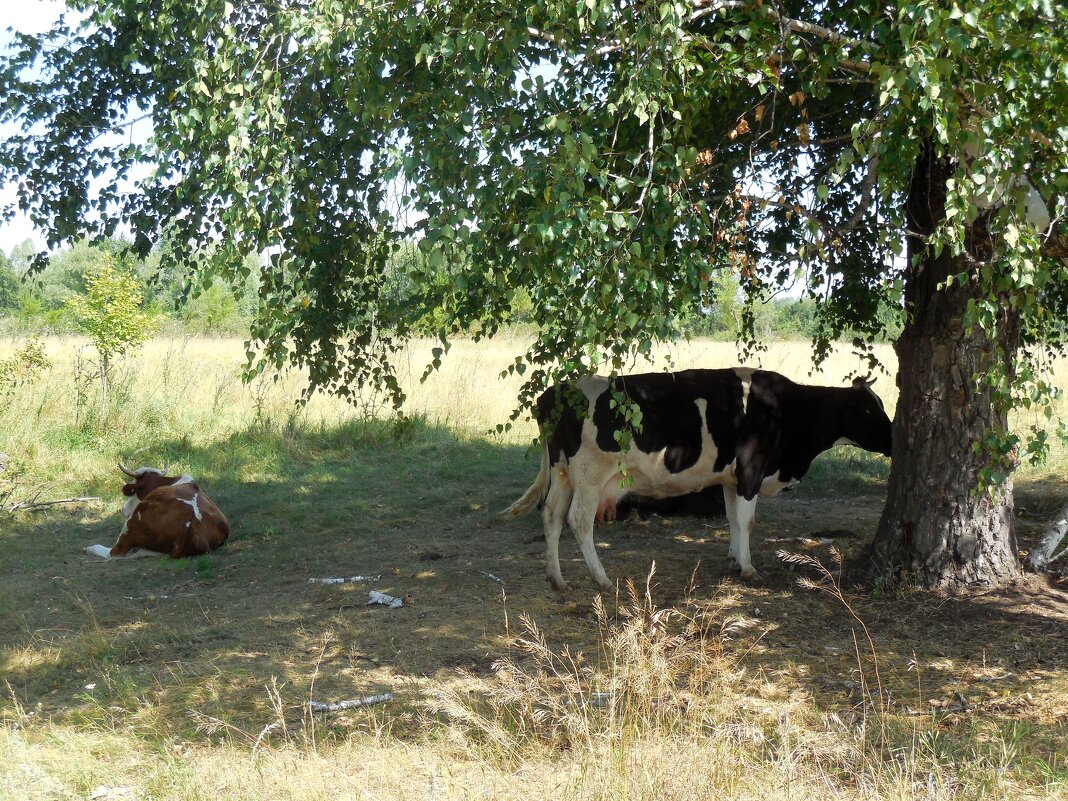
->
(850, 144, 1022, 587)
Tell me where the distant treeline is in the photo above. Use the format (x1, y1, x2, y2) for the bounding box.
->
(0, 238, 259, 336)
(0, 238, 903, 341)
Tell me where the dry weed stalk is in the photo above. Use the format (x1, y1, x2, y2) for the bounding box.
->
(428, 563, 753, 757)
(777, 547, 890, 749)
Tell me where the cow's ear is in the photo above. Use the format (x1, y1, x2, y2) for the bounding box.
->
(852, 374, 875, 389)
(121, 483, 136, 496)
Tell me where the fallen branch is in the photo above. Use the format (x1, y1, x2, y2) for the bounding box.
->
(7, 496, 102, 513)
(308, 693, 394, 713)
(1025, 499, 1068, 572)
(309, 575, 382, 584)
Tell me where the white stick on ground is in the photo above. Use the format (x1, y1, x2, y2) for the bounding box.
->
(308, 693, 394, 713)
(308, 575, 382, 584)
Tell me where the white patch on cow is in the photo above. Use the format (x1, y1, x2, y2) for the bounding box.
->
(130, 467, 165, 477)
(121, 495, 140, 519)
(733, 367, 755, 413)
(597, 396, 723, 501)
(173, 474, 195, 486)
(178, 493, 203, 521)
(137, 511, 142, 520)
(186, 521, 192, 529)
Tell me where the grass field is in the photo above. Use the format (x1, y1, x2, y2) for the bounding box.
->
(1, 334, 1066, 801)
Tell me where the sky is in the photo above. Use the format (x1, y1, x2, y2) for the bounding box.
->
(0, 1, 69, 255)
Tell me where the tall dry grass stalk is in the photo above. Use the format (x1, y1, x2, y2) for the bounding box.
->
(778, 548, 891, 752)
(429, 564, 755, 760)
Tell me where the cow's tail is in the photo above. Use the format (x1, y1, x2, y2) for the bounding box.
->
(499, 441, 550, 519)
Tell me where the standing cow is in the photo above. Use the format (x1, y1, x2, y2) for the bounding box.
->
(85, 465, 230, 559)
(502, 368, 892, 591)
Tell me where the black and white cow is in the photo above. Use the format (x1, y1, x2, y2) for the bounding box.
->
(502, 367, 893, 591)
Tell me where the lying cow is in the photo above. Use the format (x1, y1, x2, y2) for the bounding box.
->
(85, 465, 230, 559)
(597, 485, 726, 525)
(502, 368, 892, 591)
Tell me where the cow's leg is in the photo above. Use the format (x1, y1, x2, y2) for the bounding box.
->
(106, 518, 165, 559)
(542, 465, 573, 592)
(724, 484, 739, 561)
(732, 494, 760, 579)
(107, 521, 137, 557)
(567, 485, 614, 592)
(723, 485, 760, 579)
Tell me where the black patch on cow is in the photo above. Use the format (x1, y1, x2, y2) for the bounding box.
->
(536, 384, 587, 463)
(589, 370, 748, 474)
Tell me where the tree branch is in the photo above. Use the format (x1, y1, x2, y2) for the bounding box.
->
(5, 496, 102, 513)
(840, 153, 880, 233)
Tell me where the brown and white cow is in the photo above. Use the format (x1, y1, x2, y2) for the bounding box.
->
(85, 465, 230, 559)
(502, 368, 893, 591)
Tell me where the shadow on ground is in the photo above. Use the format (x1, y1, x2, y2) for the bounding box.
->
(1, 418, 1065, 753)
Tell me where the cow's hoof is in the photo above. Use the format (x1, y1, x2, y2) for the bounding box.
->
(594, 580, 614, 594)
(739, 567, 765, 582)
(547, 576, 572, 593)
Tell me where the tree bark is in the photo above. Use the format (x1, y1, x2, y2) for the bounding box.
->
(850, 144, 1022, 587)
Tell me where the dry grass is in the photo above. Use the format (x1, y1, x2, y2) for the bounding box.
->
(5, 574, 1062, 801)
(1, 334, 1067, 801)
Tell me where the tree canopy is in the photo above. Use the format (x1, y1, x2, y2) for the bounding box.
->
(2, 1, 1064, 399)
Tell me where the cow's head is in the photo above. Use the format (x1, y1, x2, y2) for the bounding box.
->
(118, 463, 172, 499)
(841, 377, 893, 457)
(117, 464, 187, 518)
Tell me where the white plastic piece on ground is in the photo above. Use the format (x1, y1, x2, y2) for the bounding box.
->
(307, 692, 394, 713)
(367, 590, 404, 608)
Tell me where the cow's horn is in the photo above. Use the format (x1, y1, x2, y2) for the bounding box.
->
(118, 462, 138, 478)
